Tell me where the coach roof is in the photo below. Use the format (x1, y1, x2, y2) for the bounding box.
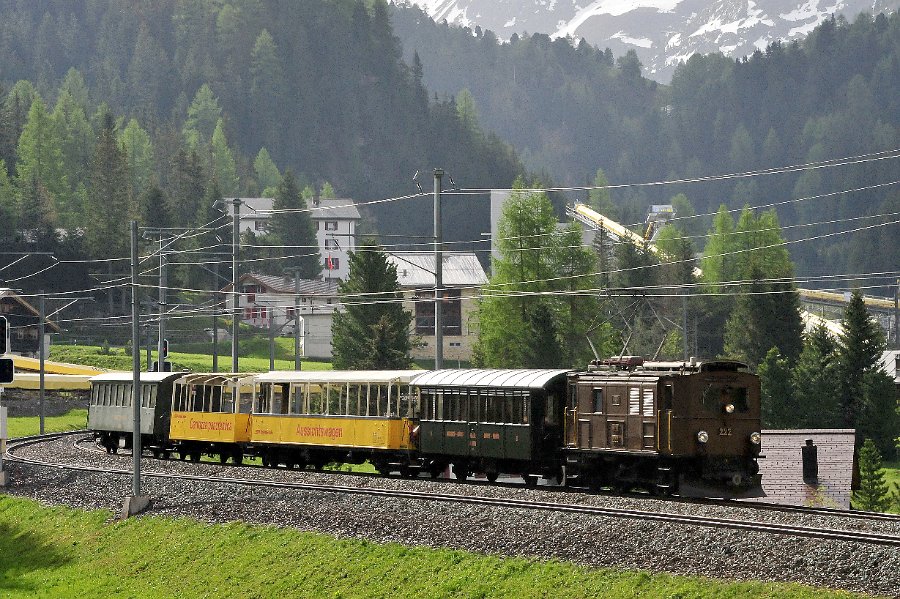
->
(411, 369, 571, 389)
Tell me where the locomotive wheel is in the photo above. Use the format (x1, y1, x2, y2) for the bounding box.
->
(523, 474, 537, 488)
(486, 471, 499, 483)
(453, 463, 468, 480)
(428, 462, 444, 478)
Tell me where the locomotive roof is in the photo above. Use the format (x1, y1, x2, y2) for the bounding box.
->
(255, 370, 424, 384)
(411, 369, 571, 389)
(90, 371, 182, 384)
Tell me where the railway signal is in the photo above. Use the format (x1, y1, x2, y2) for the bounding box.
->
(0, 315, 7, 354)
(0, 358, 12, 384)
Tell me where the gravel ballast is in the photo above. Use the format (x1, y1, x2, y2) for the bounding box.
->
(4, 434, 899, 596)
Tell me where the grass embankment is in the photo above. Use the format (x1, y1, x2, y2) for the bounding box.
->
(6, 410, 87, 439)
(0, 496, 872, 599)
(50, 343, 333, 373)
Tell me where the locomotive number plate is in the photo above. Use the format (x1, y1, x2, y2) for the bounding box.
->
(718, 427, 732, 436)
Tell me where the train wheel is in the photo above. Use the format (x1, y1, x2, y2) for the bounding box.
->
(486, 471, 499, 483)
(232, 451, 243, 466)
(190, 452, 201, 463)
(161, 451, 171, 460)
(453, 463, 468, 480)
(219, 453, 229, 465)
(428, 462, 444, 479)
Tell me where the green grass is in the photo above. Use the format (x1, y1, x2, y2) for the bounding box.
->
(6, 409, 87, 439)
(50, 344, 333, 373)
(0, 496, 873, 599)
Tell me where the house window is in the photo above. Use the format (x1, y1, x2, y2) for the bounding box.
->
(254, 219, 267, 231)
(324, 238, 339, 249)
(326, 257, 340, 271)
(415, 289, 462, 335)
(324, 221, 338, 231)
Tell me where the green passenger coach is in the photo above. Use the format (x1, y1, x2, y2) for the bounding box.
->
(414, 369, 569, 485)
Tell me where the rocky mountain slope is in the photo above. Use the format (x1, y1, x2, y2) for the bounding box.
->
(396, 0, 900, 81)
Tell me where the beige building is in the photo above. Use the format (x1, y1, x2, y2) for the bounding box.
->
(386, 253, 487, 364)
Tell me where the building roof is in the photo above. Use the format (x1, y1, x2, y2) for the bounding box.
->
(411, 369, 571, 389)
(387, 253, 488, 288)
(882, 350, 900, 384)
(750, 429, 856, 509)
(309, 198, 361, 220)
(226, 197, 274, 217)
(0, 288, 62, 333)
(224, 197, 360, 222)
(227, 273, 340, 296)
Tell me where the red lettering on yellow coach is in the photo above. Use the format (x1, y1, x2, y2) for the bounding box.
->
(295, 425, 343, 440)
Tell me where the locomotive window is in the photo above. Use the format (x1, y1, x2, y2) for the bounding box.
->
(612, 394, 621, 407)
(628, 388, 640, 415)
(568, 385, 577, 410)
(544, 393, 559, 426)
(592, 388, 603, 413)
(642, 389, 654, 415)
(701, 384, 750, 413)
(661, 385, 673, 410)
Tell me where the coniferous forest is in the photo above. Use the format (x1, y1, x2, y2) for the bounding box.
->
(0, 1, 897, 290)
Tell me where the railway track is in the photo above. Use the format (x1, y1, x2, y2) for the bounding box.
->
(7, 431, 900, 548)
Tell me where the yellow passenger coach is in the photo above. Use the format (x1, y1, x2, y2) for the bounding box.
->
(250, 370, 422, 473)
(168, 373, 255, 464)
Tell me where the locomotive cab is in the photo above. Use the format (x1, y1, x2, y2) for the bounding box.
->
(671, 361, 762, 496)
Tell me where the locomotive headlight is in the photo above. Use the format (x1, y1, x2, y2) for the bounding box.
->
(750, 432, 762, 445)
(696, 430, 709, 444)
(724, 403, 735, 414)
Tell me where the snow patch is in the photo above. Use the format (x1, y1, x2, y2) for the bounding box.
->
(505, 16, 518, 27)
(667, 32, 682, 48)
(611, 31, 654, 47)
(554, 0, 684, 38)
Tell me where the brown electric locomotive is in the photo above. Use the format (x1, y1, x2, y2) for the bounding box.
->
(563, 357, 763, 496)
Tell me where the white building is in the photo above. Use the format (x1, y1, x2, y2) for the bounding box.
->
(224, 273, 340, 360)
(224, 196, 360, 281)
(310, 197, 359, 282)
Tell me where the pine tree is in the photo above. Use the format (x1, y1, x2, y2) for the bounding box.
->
(119, 118, 155, 200)
(758, 347, 796, 428)
(0, 160, 18, 243)
(587, 168, 616, 219)
(853, 438, 889, 511)
(331, 241, 413, 369)
(792, 324, 841, 428)
(253, 147, 281, 195)
(837, 289, 887, 431)
(270, 170, 321, 279)
(210, 119, 239, 196)
(182, 84, 221, 149)
(84, 110, 133, 262)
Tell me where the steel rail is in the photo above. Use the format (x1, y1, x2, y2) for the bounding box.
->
(8, 432, 900, 548)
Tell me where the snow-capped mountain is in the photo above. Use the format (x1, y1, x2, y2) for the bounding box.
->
(396, 0, 900, 81)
